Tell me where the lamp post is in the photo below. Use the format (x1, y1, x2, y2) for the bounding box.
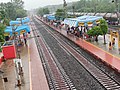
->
(63, 0, 67, 18)
(72, 4, 75, 17)
(112, 0, 119, 24)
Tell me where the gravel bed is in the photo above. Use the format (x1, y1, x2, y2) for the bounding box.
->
(33, 19, 105, 90)
(46, 26, 120, 84)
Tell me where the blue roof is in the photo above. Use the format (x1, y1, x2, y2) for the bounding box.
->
(9, 21, 21, 26)
(4, 24, 30, 36)
(64, 18, 78, 27)
(64, 15, 103, 27)
(4, 26, 13, 36)
(16, 17, 30, 24)
(16, 18, 22, 21)
(15, 24, 30, 33)
(22, 17, 30, 24)
(47, 15, 56, 20)
(77, 15, 103, 22)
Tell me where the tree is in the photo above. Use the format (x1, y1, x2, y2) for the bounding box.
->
(55, 9, 65, 20)
(0, 0, 26, 45)
(43, 8, 50, 14)
(5, 2, 17, 20)
(37, 8, 50, 16)
(99, 19, 108, 44)
(37, 8, 44, 16)
(66, 0, 116, 13)
(0, 23, 5, 42)
(87, 26, 102, 42)
(0, 3, 6, 19)
(12, 0, 24, 9)
(16, 9, 27, 18)
(3, 18, 10, 26)
(0, 0, 26, 20)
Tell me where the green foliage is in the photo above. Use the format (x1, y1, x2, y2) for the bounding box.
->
(99, 19, 108, 35)
(12, 0, 24, 9)
(3, 18, 10, 26)
(37, 8, 44, 16)
(35, 0, 118, 14)
(87, 26, 102, 36)
(0, 0, 26, 20)
(0, 23, 5, 42)
(43, 8, 50, 14)
(55, 9, 65, 20)
(0, 0, 26, 44)
(0, 47, 2, 52)
(16, 9, 27, 18)
(99, 19, 108, 43)
(66, 0, 116, 13)
(0, 35, 4, 42)
(37, 8, 50, 16)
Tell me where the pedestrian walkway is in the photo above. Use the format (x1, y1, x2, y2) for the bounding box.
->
(28, 24, 49, 90)
(35, 15, 120, 72)
(0, 45, 30, 90)
(0, 22, 49, 90)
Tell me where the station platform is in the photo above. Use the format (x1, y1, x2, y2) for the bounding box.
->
(35, 15, 120, 73)
(0, 22, 49, 90)
(28, 24, 49, 90)
(0, 44, 30, 90)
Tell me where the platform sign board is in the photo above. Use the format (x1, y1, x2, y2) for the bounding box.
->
(15, 32, 18, 35)
(4, 33, 10, 36)
(20, 30, 26, 35)
(96, 20, 100, 24)
(78, 22, 84, 26)
(87, 22, 93, 26)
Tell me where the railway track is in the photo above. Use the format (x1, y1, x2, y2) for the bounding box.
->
(34, 17, 120, 90)
(30, 21, 76, 90)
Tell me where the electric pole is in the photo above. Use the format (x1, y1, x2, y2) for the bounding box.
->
(72, 4, 75, 17)
(63, 0, 67, 18)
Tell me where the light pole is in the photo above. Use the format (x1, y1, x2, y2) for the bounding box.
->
(63, 0, 67, 18)
(72, 4, 75, 17)
(112, 0, 120, 24)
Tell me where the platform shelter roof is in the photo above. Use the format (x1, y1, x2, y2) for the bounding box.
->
(4, 24, 30, 36)
(16, 17, 30, 24)
(64, 15, 103, 27)
(64, 18, 78, 27)
(47, 15, 56, 20)
(9, 21, 21, 26)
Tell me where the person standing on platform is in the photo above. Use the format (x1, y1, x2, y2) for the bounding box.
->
(112, 38, 115, 48)
(24, 37, 27, 45)
(119, 48, 120, 54)
(67, 25, 70, 34)
(109, 42, 112, 50)
(23, 33, 27, 45)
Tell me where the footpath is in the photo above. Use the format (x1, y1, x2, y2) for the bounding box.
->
(0, 45, 30, 90)
(0, 22, 49, 90)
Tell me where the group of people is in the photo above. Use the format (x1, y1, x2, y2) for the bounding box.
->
(66, 25, 90, 39)
(49, 20, 63, 30)
(13, 33, 28, 46)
